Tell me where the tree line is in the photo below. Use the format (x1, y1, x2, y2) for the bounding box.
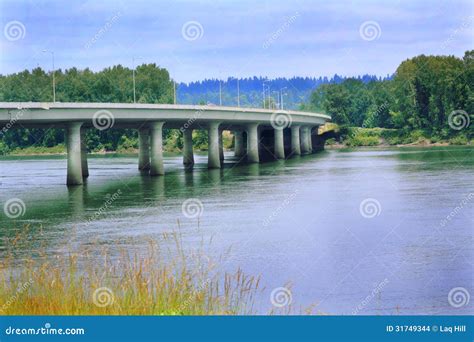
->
(305, 51, 473, 141)
(0, 52, 472, 154)
(0, 64, 198, 153)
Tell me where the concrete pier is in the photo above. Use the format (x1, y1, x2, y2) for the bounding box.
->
(66, 122, 83, 186)
(291, 125, 301, 156)
(246, 123, 259, 163)
(219, 129, 224, 162)
(307, 126, 313, 153)
(208, 122, 221, 168)
(234, 131, 245, 157)
(150, 122, 165, 176)
(138, 128, 151, 170)
(182, 128, 194, 166)
(301, 126, 311, 154)
(80, 127, 89, 178)
(274, 128, 285, 159)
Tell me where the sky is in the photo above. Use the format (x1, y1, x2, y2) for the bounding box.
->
(0, 0, 472, 82)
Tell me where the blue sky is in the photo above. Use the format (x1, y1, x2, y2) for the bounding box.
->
(1, 0, 472, 82)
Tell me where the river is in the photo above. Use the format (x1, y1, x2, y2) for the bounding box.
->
(0, 146, 472, 315)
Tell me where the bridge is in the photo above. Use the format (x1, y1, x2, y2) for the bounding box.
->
(0, 102, 331, 185)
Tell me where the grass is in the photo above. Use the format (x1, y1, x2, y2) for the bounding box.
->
(0, 225, 261, 315)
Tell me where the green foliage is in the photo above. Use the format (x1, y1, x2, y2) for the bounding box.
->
(309, 51, 473, 145)
(192, 130, 208, 150)
(0, 141, 9, 155)
(449, 134, 469, 145)
(10, 144, 66, 155)
(117, 135, 138, 152)
(0, 64, 174, 153)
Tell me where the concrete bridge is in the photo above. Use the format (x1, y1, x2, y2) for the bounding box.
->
(0, 102, 331, 185)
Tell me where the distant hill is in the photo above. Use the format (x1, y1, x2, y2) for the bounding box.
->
(176, 74, 393, 110)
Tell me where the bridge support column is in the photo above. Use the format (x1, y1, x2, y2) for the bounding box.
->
(246, 123, 259, 163)
(274, 128, 285, 159)
(80, 127, 89, 178)
(301, 126, 311, 154)
(183, 128, 194, 166)
(150, 122, 165, 176)
(234, 131, 245, 157)
(66, 122, 83, 186)
(208, 122, 221, 169)
(219, 129, 224, 162)
(307, 127, 313, 154)
(291, 125, 301, 156)
(138, 128, 151, 170)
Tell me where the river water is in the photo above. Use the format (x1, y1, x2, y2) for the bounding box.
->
(0, 146, 472, 315)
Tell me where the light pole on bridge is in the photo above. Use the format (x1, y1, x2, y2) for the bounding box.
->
(132, 57, 142, 103)
(237, 78, 240, 107)
(42, 50, 56, 102)
(173, 81, 177, 105)
(280, 87, 287, 110)
(219, 80, 223, 106)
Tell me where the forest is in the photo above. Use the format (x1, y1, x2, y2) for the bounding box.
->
(305, 51, 473, 146)
(0, 51, 472, 154)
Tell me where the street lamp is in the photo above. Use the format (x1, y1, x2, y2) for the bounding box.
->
(219, 80, 222, 106)
(132, 57, 142, 103)
(262, 79, 269, 109)
(280, 87, 287, 110)
(42, 50, 55, 102)
(237, 78, 240, 107)
(173, 80, 177, 105)
(272, 91, 280, 110)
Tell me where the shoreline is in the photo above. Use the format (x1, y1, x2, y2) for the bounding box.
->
(325, 141, 470, 150)
(2, 143, 471, 157)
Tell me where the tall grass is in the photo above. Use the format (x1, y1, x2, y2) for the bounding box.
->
(0, 226, 261, 315)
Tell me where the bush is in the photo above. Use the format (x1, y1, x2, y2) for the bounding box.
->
(346, 135, 380, 147)
(0, 141, 10, 155)
(449, 134, 468, 145)
(117, 135, 138, 152)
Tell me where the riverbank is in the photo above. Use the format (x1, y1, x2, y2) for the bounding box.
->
(2, 127, 471, 155)
(326, 127, 472, 148)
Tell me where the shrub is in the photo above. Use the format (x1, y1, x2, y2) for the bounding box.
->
(449, 134, 468, 145)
